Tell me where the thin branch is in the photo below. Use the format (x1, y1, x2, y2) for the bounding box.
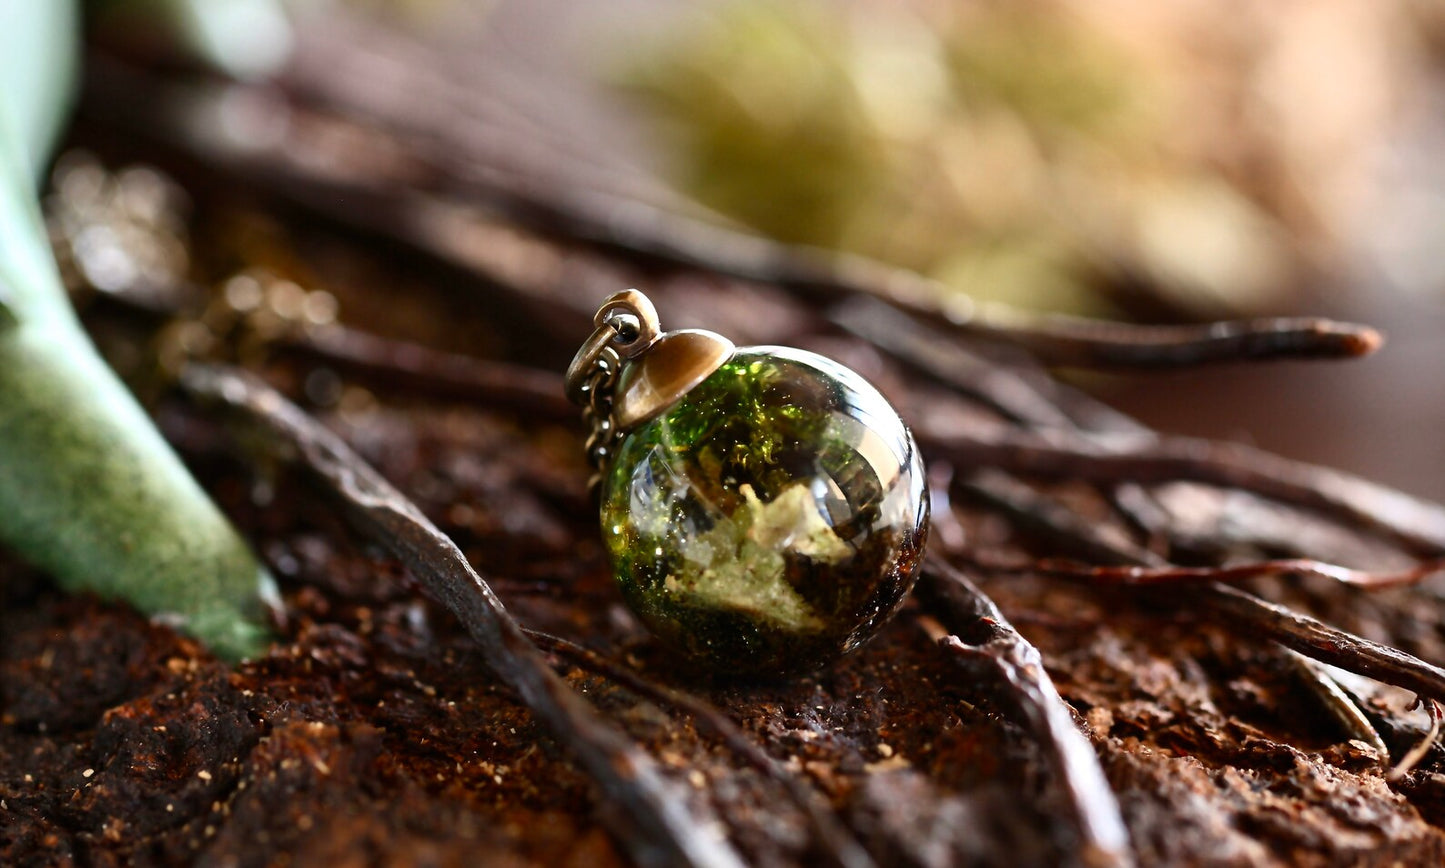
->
(82, 284, 577, 420)
(1388, 700, 1444, 782)
(828, 297, 1077, 430)
(179, 363, 744, 868)
(966, 311, 1382, 369)
(1283, 649, 1390, 761)
(959, 468, 1165, 567)
(286, 59, 1382, 371)
(81, 58, 1381, 376)
(916, 558, 1134, 868)
(832, 300, 1174, 563)
(276, 325, 573, 420)
(523, 629, 877, 868)
(951, 468, 1445, 707)
(923, 427, 1445, 556)
(970, 554, 1445, 592)
(1199, 585, 1445, 706)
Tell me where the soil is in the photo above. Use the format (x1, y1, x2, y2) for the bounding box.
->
(7, 8, 1445, 867)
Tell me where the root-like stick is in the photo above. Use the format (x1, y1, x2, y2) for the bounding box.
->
(523, 629, 877, 868)
(828, 297, 1077, 430)
(180, 363, 744, 868)
(967, 312, 1382, 369)
(1200, 586, 1445, 706)
(277, 326, 573, 420)
(1283, 649, 1390, 761)
(973, 555, 1445, 592)
(955, 469, 1445, 707)
(81, 286, 577, 420)
(924, 427, 1445, 556)
(1388, 700, 1444, 782)
(960, 468, 1165, 567)
(916, 558, 1134, 868)
(81, 59, 1381, 377)
(282, 56, 1382, 372)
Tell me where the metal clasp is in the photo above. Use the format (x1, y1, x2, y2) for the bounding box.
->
(565, 289, 660, 405)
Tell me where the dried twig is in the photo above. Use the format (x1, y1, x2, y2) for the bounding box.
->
(1388, 700, 1444, 781)
(963, 310, 1381, 369)
(959, 468, 1165, 567)
(179, 363, 744, 868)
(523, 629, 877, 868)
(1283, 650, 1390, 760)
(277, 325, 572, 420)
(949, 468, 1445, 706)
(280, 51, 1382, 372)
(83, 288, 576, 419)
(915, 558, 1134, 868)
(81, 59, 1380, 376)
(829, 297, 1077, 430)
(950, 469, 1410, 759)
(1199, 586, 1445, 706)
(972, 554, 1445, 592)
(923, 427, 1445, 556)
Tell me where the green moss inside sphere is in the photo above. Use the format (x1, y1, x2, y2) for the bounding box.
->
(601, 347, 928, 676)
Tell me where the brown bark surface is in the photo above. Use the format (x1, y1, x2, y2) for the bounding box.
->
(6, 11, 1445, 867)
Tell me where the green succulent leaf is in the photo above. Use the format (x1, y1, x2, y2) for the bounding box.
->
(0, 0, 275, 661)
(0, 1, 78, 181)
(0, 277, 15, 328)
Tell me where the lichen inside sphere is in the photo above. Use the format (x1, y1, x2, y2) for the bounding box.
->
(601, 347, 929, 675)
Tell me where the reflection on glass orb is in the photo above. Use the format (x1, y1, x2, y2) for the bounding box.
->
(602, 347, 928, 676)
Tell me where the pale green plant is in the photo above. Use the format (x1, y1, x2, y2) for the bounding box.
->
(0, 0, 276, 660)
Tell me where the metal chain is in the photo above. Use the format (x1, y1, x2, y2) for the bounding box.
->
(566, 290, 663, 489)
(579, 339, 623, 482)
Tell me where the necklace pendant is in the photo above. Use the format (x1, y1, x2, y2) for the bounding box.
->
(568, 291, 928, 676)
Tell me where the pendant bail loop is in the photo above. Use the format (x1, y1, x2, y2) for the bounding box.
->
(566, 288, 734, 483)
(565, 289, 666, 482)
(565, 289, 662, 404)
(595, 289, 660, 360)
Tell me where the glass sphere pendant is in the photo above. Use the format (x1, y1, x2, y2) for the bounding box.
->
(567, 290, 928, 676)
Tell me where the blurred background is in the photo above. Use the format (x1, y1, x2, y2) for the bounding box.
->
(85, 0, 1445, 497)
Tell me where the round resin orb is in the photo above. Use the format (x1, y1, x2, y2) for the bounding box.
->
(601, 347, 929, 675)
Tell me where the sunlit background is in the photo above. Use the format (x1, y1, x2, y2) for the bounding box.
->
(94, 0, 1445, 498)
